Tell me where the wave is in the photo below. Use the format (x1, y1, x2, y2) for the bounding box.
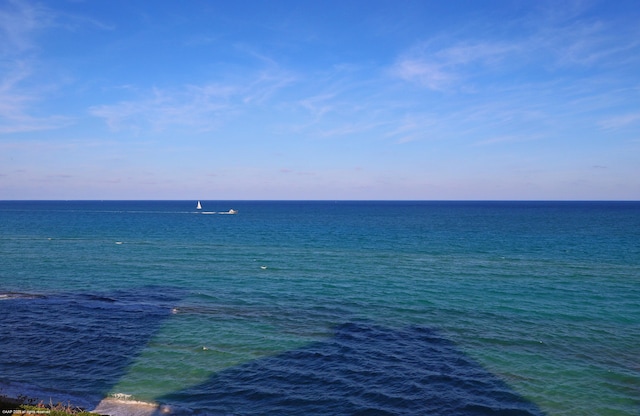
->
(93, 393, 198, 416)
(152, 323, 544, 415)
(92, 394, 165, 416)
(0, 291, 47, 301)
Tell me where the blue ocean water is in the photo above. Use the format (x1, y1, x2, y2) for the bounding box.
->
(0, 201, 638, 415)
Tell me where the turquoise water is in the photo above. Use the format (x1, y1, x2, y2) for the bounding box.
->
(1, 201, 638, 415)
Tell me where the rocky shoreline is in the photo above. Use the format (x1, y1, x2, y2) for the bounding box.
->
(0, 394, 100, 415)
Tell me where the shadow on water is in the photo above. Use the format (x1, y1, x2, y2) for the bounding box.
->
(1, 289, 545, 415)
(155, 322, 545, 416)
(0, 287, 183, 409)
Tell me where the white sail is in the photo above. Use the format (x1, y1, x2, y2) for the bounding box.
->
(196, 201, 202, 210)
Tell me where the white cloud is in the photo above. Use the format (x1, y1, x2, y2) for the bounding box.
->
(389, 34, 524, 91)
(0, 61, 73, 133)
(89, 71, 294, 133)
(599, 112, 640, 130)
(391, 59, 454, 91)
(473, 134, 542, 147)
(241, 70, 296, 105)
(0, 0, 76, 134)
(298, 92, 338, 119)
(0, 0, 50, 55)
(392, 5, 640, 92)
(89, 87, 231, 133)
(384, 114, 440, 144)
(436, 41, 520, 67)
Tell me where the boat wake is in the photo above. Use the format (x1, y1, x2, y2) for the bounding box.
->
(199, 209, 237, 215)
(195, 201, 237, 215)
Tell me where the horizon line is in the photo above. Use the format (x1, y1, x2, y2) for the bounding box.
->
(1, 199, 638, 202)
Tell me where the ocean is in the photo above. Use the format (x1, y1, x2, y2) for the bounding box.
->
(0, 201, 638, 415)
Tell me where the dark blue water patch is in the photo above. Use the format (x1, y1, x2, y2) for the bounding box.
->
(0, 287, 184, 407)
(157, 323, 544, 416)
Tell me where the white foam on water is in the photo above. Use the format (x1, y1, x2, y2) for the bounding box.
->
(93, 393, 178, 416)
(0, 292, 45, 301)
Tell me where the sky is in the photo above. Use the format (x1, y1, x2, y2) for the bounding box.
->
(1, 0, 639, 200)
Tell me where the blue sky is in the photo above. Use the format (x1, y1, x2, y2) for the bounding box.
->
(1, 0, 639, 200)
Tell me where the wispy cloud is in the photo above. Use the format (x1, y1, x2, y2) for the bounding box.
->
(90, 69, 294, 133)
(317, 120, 388, 139)
(0, 0, 51, 55)
(598, 112, 640, 130)
(381, 3, 640, 153)
(473, 134, 543, 147)
(533, 5, 640, 69)
(0, 113, 71, 134)
(384, 114, 439, 144)
(391, 58, 455, 92)
(390, 37, 522, 92)
(279, 168, 316, 176)
(242, 70, 296, 104)
(0, 61, 73, 133)
(391, 6, 640, 92)
(0, 0, 76, 134)
(0, 59, 73, 133)
(89, 85, 235, 133)
(298, 92, 339, 119)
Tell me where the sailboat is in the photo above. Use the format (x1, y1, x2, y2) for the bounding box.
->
(196, 201, 202, 210)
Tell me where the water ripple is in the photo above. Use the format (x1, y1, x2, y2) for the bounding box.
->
(156, 323, 544, 415)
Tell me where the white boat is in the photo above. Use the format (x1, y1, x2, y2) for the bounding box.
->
(228, 209, 237, 214)
(196, 201, 202, 210)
